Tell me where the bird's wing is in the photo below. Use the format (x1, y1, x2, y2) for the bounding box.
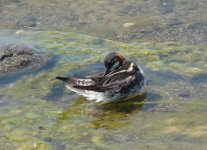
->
(73, 71, 136, 92)
(56, 76, 96, 86)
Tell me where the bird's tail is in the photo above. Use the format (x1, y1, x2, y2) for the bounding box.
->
(56, 76, 69, 82)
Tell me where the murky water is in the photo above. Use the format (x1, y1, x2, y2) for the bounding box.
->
(0, 1, 207, 150)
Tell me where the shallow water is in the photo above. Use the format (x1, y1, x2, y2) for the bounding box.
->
(0, 31, 206, 150)
(0, 1, 207, 150)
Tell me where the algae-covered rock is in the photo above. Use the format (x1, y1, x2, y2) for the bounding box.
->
(0, 44, 47, 73)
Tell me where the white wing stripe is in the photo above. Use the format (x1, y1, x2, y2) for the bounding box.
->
(76, 79, 95, 86)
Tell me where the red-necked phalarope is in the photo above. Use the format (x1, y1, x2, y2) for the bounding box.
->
(56, 52, 146, 103)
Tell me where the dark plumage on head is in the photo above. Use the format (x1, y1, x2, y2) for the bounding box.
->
(103, 52, 126, 76)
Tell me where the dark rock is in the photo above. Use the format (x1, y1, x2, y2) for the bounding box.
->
(159, 0, 175, 14)
(0, 44, 42, 73)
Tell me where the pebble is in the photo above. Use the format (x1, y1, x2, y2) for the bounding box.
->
(15, 30, 24, 35)
(123, 23, 135, 28)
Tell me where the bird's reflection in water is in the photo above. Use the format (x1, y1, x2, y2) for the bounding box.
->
(57, 93, 146, 129)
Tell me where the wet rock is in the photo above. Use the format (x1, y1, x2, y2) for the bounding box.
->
(0, 44, 46, 73)
(0, 44, 32, 72)
(0, 44, 49, 86)
(159, 0, 174, 14)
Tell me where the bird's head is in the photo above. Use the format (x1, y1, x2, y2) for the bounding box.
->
(103, 52, 126, 76)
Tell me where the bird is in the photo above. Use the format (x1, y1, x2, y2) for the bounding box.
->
(56, 52, 146, 103)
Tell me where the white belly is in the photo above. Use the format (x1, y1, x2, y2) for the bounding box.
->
(66, 84, 108, 102)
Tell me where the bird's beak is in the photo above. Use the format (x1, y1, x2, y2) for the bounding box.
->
(103, 68, 110, 76)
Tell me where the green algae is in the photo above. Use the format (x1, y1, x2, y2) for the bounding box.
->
(104, 39, 207, 77)
(11, 30, 207, 78)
